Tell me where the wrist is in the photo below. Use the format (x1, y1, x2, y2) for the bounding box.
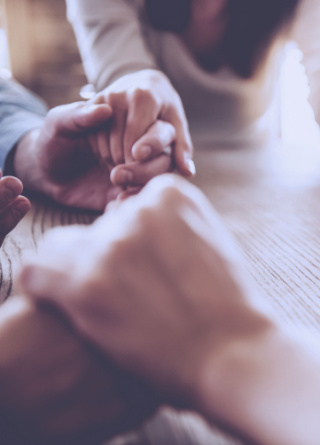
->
(13, 129, 53, 197)
(194, 314, 275, 414)
(193, 317, 320, 445)
(14, 129, 40, 179)
(164, 305, 274, 410)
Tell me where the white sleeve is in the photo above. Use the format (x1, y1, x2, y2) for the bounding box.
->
(291, 0, 320, 126)
(66, 0, 158, 91)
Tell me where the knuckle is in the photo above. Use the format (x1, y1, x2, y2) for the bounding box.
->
(145, 136, 161, 152)
(136, 206, 159, 234)
(103, 239, 125, 266)
(107, 92, 127, 109)
(160, 183, 186, 207)
(106, 233, 141, 271)
(148, 175, 194, 209)
(131, 88, 158, 109)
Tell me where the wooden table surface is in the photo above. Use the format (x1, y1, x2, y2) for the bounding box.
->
(3, 141, 320, 444)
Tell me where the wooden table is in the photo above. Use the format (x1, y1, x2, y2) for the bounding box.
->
(3, 140, 320, 444)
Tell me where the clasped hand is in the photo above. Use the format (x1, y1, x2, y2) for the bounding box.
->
(14, 70, 195, 210)
(20, 174, 271, 408)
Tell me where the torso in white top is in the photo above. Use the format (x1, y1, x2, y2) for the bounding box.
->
(66, 0, 320, 147)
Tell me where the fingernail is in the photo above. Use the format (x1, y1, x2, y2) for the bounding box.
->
(116, 169, 133, 185)
(185, 157, 196, 175)
(136, 145, 151, 160)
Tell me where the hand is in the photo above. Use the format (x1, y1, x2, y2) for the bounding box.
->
(92, 69, 195, 177)
(17, 176, 320, 445)
(19, 174, 269, 405)
(0, 296, 159, 445)
(13, 102, 175, 210)
(109, 119, 176, 189)
(0, 171, 30, 245)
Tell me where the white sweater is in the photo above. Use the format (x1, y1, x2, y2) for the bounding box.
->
(66, 0, 320, 146)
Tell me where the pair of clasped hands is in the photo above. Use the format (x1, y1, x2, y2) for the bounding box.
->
(12, 70, 195, 213)
(1, 70, 194, 246)
(2, 71, 320, 445)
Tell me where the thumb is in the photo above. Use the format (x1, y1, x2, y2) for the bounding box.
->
(49, 101, 113, 135)
(166, 109, 196, 177)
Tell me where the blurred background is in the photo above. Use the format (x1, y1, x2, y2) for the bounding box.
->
(1, 0, 86, 107)
(0, 0, 320, 149)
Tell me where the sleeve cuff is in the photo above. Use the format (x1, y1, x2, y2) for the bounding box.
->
(0, 112, 45, 174)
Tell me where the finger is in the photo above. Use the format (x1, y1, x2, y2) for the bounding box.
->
(0, 196, 31, 245)
(108, 101, 127, 165)
(97, 130, 114, 170)
(88, 92, 106, 106)
(88, 132, 112, 174)
(87, 133, 100, 161)
(123, 90, 160, 163)
(132, 120, 176, 162)
(165, 108, 195, 177)
(110, 155, 173, 187)
(48, 102, 112, 136)
(0, 176, 23, 211)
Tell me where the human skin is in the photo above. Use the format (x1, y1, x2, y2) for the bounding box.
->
(93, 70, 195, 177)
(85, 1, 228, 177)
(0, 296, 159, 445)
(0, 170, 30, 245)
(181, 0, 227, 62)
(13, 101, 176, 210)
(20, 174, 320, 445)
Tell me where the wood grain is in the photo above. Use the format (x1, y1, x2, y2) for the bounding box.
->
(3, 141, 320, 444)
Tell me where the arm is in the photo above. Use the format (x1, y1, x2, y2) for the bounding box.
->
(13, 101, 175, 210)
(66, 0, 157, 91)
(195, 322, 320, 445)
(0, 295, 159, 444)
(66, 0, 194, 175)
(20, 174, 320, 445)
(0, 79, 43, 242)
(291, 0, 320, 126)
(0, 80, 175, 211)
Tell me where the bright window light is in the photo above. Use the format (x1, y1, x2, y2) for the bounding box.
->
(280, 43, 320, 148)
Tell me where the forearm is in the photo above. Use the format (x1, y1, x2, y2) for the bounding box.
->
(194, 320, 320, 445)
(0, 296, 70, 444)
(0, 295, 117, 445)
(66, 0, 158, 90)
(0, 293, 161, 444)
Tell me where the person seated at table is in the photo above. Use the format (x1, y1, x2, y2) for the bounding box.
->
(66, 0, 314, 165)
(18, 173, 320, 445)
(0, 77, 179, 212)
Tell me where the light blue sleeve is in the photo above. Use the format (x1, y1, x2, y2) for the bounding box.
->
(0, 78, 48, 171)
